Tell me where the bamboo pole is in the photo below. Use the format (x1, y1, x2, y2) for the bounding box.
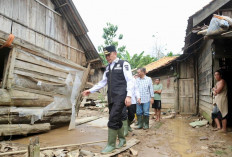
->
(0, 140, 107, 156)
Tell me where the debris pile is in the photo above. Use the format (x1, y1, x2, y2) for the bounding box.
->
(81, 93, 108, 111)
(193, 14, 232, 38)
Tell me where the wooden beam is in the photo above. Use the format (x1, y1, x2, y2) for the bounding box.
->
(28, 137, 40, 157)
(0, 140, 107, 156)
(1, 49, 12, 89)
(221, 31, 232, 37)
(6, 48, 17, 89)
(0, 123, 51, 136)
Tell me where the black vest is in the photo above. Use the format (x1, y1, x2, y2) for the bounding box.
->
(106, 60, 127, 103)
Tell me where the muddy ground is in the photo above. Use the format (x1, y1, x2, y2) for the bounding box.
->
(2, 108, 232, 157)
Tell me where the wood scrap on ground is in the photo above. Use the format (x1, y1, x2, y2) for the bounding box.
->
(0, 140, 107, 156)
(96, 138, 140, 157)
(75, 116, 101, 126)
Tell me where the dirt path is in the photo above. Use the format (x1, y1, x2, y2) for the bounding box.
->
(124, 115, 232, 157)
(6, 109, 232, 157)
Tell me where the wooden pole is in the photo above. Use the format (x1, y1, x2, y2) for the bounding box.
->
(28, 137, 40, 157)
(0, 140, 107, 156)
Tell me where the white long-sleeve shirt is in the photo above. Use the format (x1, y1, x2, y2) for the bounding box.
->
(132, 78, 140, 104)
(89, 58, 133, 97)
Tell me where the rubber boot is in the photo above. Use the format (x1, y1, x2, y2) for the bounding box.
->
(143, 116, 149, 130)
(116, 126, 126, 149)
(122, 120, 128, 137)
(101, 128, 117, 154)
(135, 115, 143, 129)
(135, 114, 138, 126)
(128, 119, 133, 132)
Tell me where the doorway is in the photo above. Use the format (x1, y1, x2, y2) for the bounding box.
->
(214, 39, 232, 126)
(0, 46, 11, 88)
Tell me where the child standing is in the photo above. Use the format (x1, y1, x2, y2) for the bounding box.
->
(153, 78, 162, 121)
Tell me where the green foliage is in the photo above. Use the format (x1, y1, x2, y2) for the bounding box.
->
(167, 52, 173, 56)
(98, 23, 156, 68)
(98, 23, 126, 54)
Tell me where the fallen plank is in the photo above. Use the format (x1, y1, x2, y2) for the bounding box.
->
(0, 123, 51, 136)
(0, 140, 107, 156)
(97, 138, 140, 157)
(75, 116, 101, 126)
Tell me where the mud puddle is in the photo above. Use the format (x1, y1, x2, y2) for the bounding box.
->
(12, 123, 107, 148)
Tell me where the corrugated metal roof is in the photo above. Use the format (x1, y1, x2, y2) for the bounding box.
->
(144, 56, 178, 73)
(51, 0, 101, 62)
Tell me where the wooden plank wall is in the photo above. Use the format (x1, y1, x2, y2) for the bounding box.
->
(198, 40, 214, 116)
(179, 57, 194, 79)
(0, 46, 86, 107)
(0, 0, 86, 66)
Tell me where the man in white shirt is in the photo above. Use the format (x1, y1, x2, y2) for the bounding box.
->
(136, 68, 154, 129)
(128, 75, 141, 131)
(82, 46, 133, 154)
(121, 74, 141, 136)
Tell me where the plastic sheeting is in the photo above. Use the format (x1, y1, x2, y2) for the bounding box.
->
(10, 50, 85, 124)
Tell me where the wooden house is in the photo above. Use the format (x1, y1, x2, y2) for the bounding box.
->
(144, 56, 178, 111)
(147, 0, 232, 125)
(0, 0, 102, 137)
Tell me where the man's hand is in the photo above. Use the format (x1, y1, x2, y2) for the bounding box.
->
(150, 98, 154, 104)
(82, 90, 91, 96)
(137, 98, 141, 104)
(125, 96, 132, 107)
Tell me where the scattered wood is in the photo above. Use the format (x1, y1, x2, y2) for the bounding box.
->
(98, 138, 140, 157)
(75, 116, 101, 126)
(0, 123, 51, 136)
(0, 140, 107, 156)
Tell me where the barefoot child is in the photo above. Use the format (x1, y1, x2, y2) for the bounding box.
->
(153, 78, 162, 121)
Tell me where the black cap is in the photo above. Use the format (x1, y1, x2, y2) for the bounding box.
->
(103, 45, 116, 55)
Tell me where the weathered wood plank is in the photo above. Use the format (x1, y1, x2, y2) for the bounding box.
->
(28, 0, 37, 30)
(14, 69, 65, 84)
(36, 1, 46, 34)
(35, 32, 45, 49)
(0, 14, 12, 34)
(100, 138, 140, 157)
(0, 123, 51, 136)
(16, 50, 70, 74)
(19, 0, 27, 25)
(0, 89, 54, 107)
(7, 48, 17, 89)
(2, 49, 12, 89)
(15, 60, 68, 78)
